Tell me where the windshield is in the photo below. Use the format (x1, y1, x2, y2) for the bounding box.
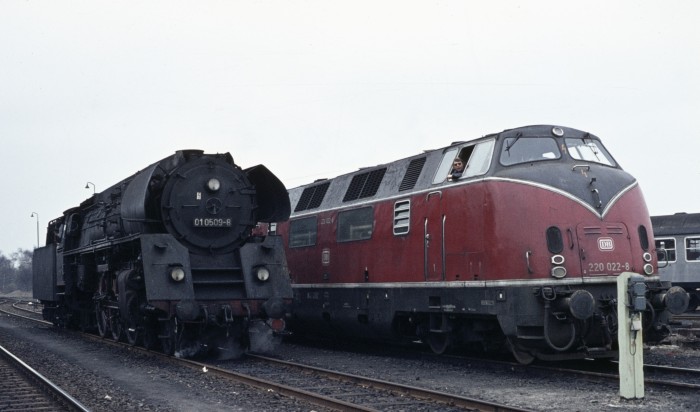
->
(565, 138, 616, 166)
(500, 137, 561, 166)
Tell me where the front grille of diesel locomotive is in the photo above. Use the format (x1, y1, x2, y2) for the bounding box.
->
(190, 265, 246, 300)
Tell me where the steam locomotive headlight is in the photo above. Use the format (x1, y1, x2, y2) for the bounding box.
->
(207, 178, 221, 192)
(642, 252, 652, 263)
(643, 263, 654, 275)
(256, 266, 270, 282)
(170, 266, 186, 282)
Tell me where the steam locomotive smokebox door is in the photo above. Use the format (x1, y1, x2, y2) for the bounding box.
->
(32, 244, 57, 301)
(239, 236, 293, 299)
(140, 234, 195, 301)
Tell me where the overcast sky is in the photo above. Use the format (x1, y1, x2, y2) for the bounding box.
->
(1, 1, 698, 254)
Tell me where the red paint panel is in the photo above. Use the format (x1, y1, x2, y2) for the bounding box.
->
(280, 180, 652, 285)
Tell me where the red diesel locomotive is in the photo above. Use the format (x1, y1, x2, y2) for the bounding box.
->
(276, 125, 688, 363)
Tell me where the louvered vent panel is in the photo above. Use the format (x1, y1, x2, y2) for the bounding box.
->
(359, 168, 386, 198)
(343, 174, 367, 202)
(343, 168, 387, 202)
(308, 182, 330, 209)
(294, 188, 314, 212)
(399, 157, 426, 191)
(294, 181, 331, 212)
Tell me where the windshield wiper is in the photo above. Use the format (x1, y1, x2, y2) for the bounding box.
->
(505, 132, 523, 153)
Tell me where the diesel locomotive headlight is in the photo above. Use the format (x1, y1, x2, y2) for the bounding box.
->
(551, 255, 565, 265)
(207, 178, 221, 192)
(170, 266, 186, 282)
(643, 263, 654, 275)
(551, 266, 567, 279)
(256, 266, 270, 282)
(642, 252, 652, 263)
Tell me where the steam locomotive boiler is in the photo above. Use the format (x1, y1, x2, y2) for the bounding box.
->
(277, 125, 688, 363)
(33, 150, 292, 357)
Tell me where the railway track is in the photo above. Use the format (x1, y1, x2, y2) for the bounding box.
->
(4, 298, 700, 410)
(214, 353, 530, 412)
(1, 299, 528, 411)
(0, 343, 89, 411)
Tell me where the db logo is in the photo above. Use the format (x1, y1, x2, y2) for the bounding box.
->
(598, 237, 615, 251)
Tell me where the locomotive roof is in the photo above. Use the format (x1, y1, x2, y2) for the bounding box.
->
(651, 213, 700, 236)
(288, 124, 612, 216)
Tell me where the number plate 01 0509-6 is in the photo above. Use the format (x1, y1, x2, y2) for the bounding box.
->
(193, 218, 232, 227)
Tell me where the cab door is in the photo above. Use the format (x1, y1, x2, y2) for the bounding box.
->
(424, 191, 445, 281)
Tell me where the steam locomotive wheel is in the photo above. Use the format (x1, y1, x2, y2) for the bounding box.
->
(125, 294, 141, 346)
(507, 337, 535, 365)
(95, 302, 109, 338)
(142, 320, 159, 350)
(110, 310, 123, 341)
(160, 318, 178, 356)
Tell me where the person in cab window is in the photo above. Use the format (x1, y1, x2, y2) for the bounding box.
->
(448, 158, 464, 181)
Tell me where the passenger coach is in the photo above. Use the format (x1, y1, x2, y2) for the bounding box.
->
(652, 212, 700, 311)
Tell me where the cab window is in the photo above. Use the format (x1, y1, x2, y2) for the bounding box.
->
(500, 136, 561, 166)
(432, 139, 495, 183)
(565, 138, 616, 166)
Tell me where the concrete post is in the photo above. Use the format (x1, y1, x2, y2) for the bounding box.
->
(617, 272, 645, 399)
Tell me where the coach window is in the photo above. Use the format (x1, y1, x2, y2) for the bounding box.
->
(289, 216, 317, 248)
(655, 238, 676, 262)
(337, 207, 373, 242)
(686, 237, 700, 261)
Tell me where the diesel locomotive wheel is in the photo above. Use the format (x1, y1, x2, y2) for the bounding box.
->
(427, 332, 451, 355)
(95, 302, 109, 338)
(125, 294, 141, 346)
(507, 337, 535, 365)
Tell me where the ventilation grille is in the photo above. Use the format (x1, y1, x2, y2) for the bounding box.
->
(399, 157, 426, 191)
(343, 168, 387, 202)
(294, 181, 330, 212)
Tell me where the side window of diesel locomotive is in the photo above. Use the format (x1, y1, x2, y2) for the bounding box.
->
(655, 238, 676, 262)
(432, 139, 495, 184)
(464, 139, 495, 178)
(289, 216, 317, 248)
(685, 237, 700, 261)
(500, 137, 561, 166)
(337, 207, 373, 242)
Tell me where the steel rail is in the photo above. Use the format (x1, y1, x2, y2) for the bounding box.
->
(0, 344, 91, 412)
(246, 353, 533, 412)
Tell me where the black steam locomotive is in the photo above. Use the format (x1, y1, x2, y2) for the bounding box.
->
(32, 150, 293, 357)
